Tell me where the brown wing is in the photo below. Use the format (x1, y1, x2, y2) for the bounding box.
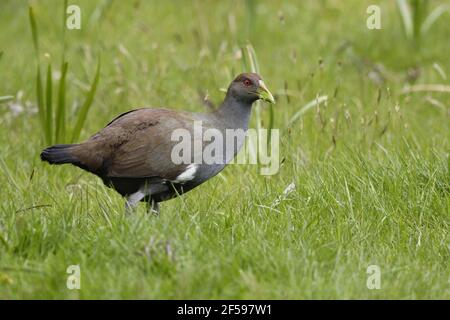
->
(72, 108, 193, 180)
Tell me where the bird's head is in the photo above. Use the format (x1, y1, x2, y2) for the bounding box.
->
(227, 73, 275, 105)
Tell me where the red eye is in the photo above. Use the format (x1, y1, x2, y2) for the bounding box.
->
(243, 79, 252, 87)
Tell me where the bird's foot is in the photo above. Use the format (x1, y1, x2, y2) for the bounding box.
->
(147, 200, 160, 216)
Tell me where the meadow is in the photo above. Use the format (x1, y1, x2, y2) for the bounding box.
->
(0, 0, 448, 299)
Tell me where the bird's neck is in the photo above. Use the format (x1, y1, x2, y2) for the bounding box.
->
(208, 95, 253, 164)
(214, 95, 253, 131)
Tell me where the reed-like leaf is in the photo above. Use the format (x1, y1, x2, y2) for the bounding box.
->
(245, 0, 256, 41)
(288, 95, 328, 127)
(245, 45, 262, 131)
(0, 158, 20, 191)
(432, 63, 447, 81)
(412, 0, 428, 39)
(396, 0, 413, 39)
(244, 44, 263, 163)
(89, 0, 114, 25)
(241, 44, 277, 163)
(29, 7, 39, 55)
(45, 64, 53, 144)
(61, 0, 67, 59)
(401, 84, 450, 94)
(246, 43, 260, 74)
(28, 2, 102, 145)
(55, 62, 68, 143)
(71, 59, 101, 142)
(56, 1, 67, 144)
(0, 96, 14, 103)
(36, 66, 45, 133)
(421, 4, 449, 34)
(267, 97, 274, 147)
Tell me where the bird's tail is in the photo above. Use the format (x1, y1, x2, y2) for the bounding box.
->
(40, 144, 80, 165)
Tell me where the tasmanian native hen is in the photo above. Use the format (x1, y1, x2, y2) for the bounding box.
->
(40, 73, 275, 214)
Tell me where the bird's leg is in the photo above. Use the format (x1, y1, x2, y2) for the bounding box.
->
(125, 190, 146, 214)
(146, 198, 160, 216)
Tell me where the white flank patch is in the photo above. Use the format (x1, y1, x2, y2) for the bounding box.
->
(173, 164, 198, 184)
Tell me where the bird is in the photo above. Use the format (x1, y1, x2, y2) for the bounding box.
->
(40, 73, 275, 214)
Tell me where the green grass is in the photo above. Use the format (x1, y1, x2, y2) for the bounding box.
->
(0, 0, 449, 299)
(29, 2, 102, 145)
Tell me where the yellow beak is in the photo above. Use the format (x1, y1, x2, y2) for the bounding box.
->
(257, 80, 275, 104)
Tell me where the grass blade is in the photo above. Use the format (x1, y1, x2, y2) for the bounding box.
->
(245, 0, 256, 41)
(421, 4, 449, 34)
(242, 44, 276, 160)
(401, 84, 450, 94)
(432, 63, 447, 81)
(89, 0, 114, 25)
(61, 0, 67, 60)
(242, 45, 261, 127)
(244, 44, 264, 130)
(28, 7, 39, 55)
(71, 59, 101, 142)
(267, 97, 274, 148)
(244, 44, 262, 164)
(45, 63, 53, 144)
(412, 0, 428, 39)
(0, 96, 14, 103)
(0, 157, 20, 191)
(288, 95, 328, 127)
(246, 43, 260, 74)
(36, 66, 45, 134)
(55, 61, 68, 143)
(396, 0, 413, 39)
